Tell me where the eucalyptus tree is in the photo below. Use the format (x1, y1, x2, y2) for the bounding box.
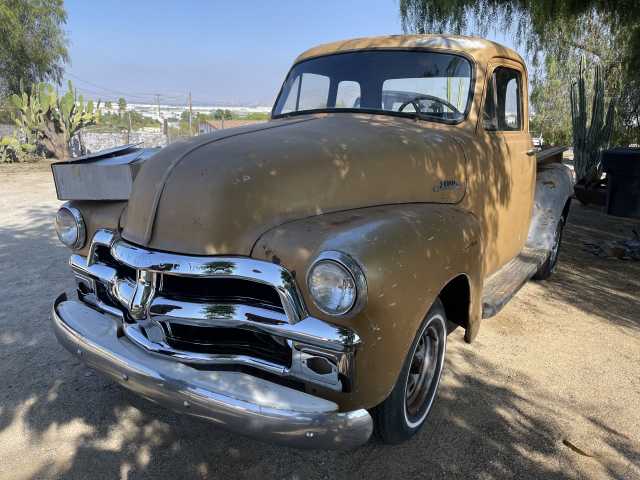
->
(0, 0, 69, 97)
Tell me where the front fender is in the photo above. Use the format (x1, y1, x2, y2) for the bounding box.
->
(252, 204, 483, 410)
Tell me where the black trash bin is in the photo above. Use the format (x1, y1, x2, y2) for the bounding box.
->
(602, 147, 640, 219)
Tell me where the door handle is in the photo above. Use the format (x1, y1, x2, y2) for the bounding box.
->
(526, 148, 537, 156)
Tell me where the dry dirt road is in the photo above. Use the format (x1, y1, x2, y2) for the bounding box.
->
(1, 162, 639, 480)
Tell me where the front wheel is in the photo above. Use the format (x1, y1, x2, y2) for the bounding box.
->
(372, 299, 447, 444)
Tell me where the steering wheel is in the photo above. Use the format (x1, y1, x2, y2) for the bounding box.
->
(398, 94, 460, 115)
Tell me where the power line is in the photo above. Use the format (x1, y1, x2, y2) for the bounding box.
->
(65, 74, 269, 108)
(65, 72, 186, 101)
(66, 73, 154, 100)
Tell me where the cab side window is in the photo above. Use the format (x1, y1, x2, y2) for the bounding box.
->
(483, 67, 522, 131)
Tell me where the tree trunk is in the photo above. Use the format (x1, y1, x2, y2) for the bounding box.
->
(40, 119, 71, 159)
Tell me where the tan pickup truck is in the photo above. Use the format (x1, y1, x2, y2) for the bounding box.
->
(50, 35, 573, 449)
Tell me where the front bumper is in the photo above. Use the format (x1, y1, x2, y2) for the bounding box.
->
(52, 293, 373, 449)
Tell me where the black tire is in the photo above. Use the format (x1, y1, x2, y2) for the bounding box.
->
(533, 215, 565, 281)
(372, 299, 447, 444)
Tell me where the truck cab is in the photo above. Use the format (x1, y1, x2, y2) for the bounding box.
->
(50, 35, 573, 448)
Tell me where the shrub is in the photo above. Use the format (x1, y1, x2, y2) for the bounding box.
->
(0, 136, 37, 163)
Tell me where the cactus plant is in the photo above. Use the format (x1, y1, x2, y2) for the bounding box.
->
(0, 136, 36, 163)
(570, 58, 615, 186)
(10, 81, 100, 159)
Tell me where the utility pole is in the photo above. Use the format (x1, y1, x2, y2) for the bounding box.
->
(188, 91, 193, 136)
(155, 94, 161, 122)
(127, 111, 132, 144)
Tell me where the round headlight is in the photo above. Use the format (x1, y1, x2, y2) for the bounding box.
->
(307, 252, 366, 316)
(55, 204, 86, 249)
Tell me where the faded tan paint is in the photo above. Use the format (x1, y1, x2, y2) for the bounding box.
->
(294, 34, 525, 68)
(73, 201, 127, 257)
(122, 114, 470, 255)
(68, 35, 541, 411)
(252, 204, 483, 410)
(466, 58, 535, 275)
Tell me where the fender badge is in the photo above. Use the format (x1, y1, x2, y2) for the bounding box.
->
(433, 180, 463, 193)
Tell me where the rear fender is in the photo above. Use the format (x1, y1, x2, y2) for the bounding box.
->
(527, 163, 574, 253)
(252, 204, 483, 410)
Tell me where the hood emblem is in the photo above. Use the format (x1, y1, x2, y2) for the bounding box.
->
(433, 179, 463, 193)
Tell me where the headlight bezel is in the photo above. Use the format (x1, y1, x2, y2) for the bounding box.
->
(306, 250, 367, 317)
(55, 203, 86, 249)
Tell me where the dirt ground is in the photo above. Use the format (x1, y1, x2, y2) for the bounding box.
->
(0, 162, 638, 480)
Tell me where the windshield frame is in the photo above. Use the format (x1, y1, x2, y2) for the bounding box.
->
(271, 48, 477, 125)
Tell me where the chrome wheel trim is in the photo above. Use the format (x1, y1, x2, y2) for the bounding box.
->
(403, 313, 447, 428)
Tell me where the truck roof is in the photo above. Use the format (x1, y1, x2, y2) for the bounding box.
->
(295, 34, 524, 66)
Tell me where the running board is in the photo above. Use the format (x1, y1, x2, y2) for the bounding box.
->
(481, 248, 547, 318)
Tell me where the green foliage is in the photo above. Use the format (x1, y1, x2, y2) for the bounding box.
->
(399, 0, 640, 145)
(529, 57, 575, 146)
(0, 135, 36, 162)
(0, 0, 69, 96)
(213, 109, 233, 120)
(244, 111, 269, 121)
(0, 99, 13, 123)
(571, 59, 615, 185)
(117, 97, 127, 116)
(399, 0, 639, 60)
(173, 109, 269, 137)
(96, 110, 160, 131)
(10, 80, 100, 159)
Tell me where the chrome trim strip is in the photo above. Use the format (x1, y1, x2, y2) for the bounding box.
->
(111, 239, 307, 324)
(129, 270, 157, 320)
(147, 296, 358, 351)
(123, 322, 288, 373)
(149, 296, 289, 326)
(70, 254, 118, 285)
(70, 254, 136, 313)
(52, 294, 373, 449)
(88, 229, 116, 265)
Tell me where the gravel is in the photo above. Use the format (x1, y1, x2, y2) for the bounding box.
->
(1, 162, 638, 480)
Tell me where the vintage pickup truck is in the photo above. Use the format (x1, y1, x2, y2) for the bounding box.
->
(50, 35, 573, 449)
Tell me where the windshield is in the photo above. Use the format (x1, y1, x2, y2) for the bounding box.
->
(273, 50, 473, 123)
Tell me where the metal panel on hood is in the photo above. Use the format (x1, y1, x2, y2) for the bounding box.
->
(122, 113, 468, 255)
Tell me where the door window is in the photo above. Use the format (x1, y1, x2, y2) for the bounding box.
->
(483, 67, 522, 131)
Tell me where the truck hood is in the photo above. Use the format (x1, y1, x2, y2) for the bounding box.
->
(122, 113, 467, 255)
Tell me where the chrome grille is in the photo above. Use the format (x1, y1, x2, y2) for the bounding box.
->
(69, 229, 361, 392)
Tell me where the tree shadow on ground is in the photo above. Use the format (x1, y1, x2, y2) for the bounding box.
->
(1, 195, 638, 479)
(539, 200, 640, 333)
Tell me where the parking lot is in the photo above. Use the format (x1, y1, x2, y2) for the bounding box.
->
(1, 162, 639, 479)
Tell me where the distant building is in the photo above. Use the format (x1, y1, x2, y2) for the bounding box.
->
(198, 119, 267, 135)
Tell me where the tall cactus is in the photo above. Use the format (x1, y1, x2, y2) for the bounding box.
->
(11, 81, 100, 159)
(570, 58, 615, 185)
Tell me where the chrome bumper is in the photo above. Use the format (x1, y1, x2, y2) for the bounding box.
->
(51, 293, 373, 449)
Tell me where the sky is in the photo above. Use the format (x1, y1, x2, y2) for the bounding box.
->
(63, 0, 517, 107)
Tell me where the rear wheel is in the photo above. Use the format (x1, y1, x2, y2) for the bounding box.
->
(372, 299, 447, 444)
(533, 215, 565, 280)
